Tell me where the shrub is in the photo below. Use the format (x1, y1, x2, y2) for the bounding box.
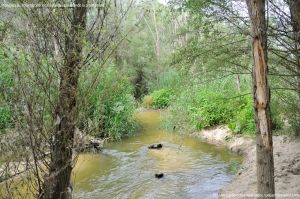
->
(189, 88, 235, 129)
(79, 67, 137, 140)
(228, 96, 255, 135)
(162, 77, 279, 136)
(0, 48, 14, 131)
(161, 86, 194, 131)
(0, 107, 12, 130)
(150, 88, 173, 109)
(270, 98, 285, 131)
(229, 96, 284, 135)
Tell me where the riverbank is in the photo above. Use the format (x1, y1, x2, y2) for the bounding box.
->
(191, 126, 300, 198)
(191, 125, 254, 154)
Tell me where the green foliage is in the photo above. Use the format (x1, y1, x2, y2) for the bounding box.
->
(150, 88, 174, 109)
(163, 77, 262, 136)
(270, 98, 285, 131)
(161, 85, 194, 131)
(0, 57, 14, 97)
(229, 96, 284, 135)
(189, 88, 235, 129)
(80, 67, 137, 140)
(0, 107, 12, 130)
(228, 96, 255, 135)
(142, 69, 180, 109)
(149, 68, 180, 91)
(268, 88, 297, 136)
(163, 74, 286, 136)
(0, 48, 14, 131)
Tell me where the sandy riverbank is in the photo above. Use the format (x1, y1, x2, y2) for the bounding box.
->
(192, 126, 300, 199)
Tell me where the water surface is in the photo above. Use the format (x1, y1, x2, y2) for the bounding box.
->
(73, 111, 241, 199)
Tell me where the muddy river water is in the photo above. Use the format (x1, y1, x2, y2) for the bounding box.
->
(73, 111, 241, 199)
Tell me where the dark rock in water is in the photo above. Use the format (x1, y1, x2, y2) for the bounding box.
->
(148, 143, 163, 149)
(155, 173, 164, 179)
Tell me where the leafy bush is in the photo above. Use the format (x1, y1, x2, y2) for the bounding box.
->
(189, 88, 235, 129)
(164, 75, 285, 136)
(163, 82, 238, 131)
(161, 86, 194, 132)
(79, 67, 137, 140)
(150, 88, 173, 109)
(162, 77, 279, 136)
(0, 107, 12, 130)
(0, 48, 14, 131)
(228, 96, 255, 135)
(229, 96, 284, 135)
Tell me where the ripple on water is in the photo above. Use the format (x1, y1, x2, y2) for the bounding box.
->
(74, 111, 241, 199)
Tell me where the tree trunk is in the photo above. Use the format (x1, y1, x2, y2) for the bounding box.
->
(246, 0, 275, 198)
(41, 1, 87, 199)
(288, 0, 300, 135)
(288, 0, 300, 63)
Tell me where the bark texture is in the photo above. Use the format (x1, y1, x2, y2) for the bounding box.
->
(246, 0, 275, 198)
(288, 0, 300, 44)
(288, 0, 300, 135)
(41, 1, 87, 198)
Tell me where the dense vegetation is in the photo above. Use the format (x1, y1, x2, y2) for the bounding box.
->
(0, 49, 14, 131)
(79, 67, 137, 140)
(1, 1, 298, 138)
(0, 0, 296, 151)
(139, 0, 293, 138)
(0, 0, 299, 198)
(146, 73, 284, 136)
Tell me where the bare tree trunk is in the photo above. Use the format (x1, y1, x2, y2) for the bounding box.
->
(288, 0, 300, 135)
(246, 0, 275, 198)
(41, 1, 87, 199)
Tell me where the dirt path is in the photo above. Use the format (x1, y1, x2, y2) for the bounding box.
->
(192, 126, 300, 199)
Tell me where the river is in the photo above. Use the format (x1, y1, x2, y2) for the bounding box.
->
(73, 111, 241, 199)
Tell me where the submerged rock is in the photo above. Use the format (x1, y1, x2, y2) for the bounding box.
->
(148, 143, 163, 149)
(155, 173, 164, 179)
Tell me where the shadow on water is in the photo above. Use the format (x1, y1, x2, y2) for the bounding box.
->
(73, 110, 242, 199)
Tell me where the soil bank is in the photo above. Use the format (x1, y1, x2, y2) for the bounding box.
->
(191, 126, 300, 199)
